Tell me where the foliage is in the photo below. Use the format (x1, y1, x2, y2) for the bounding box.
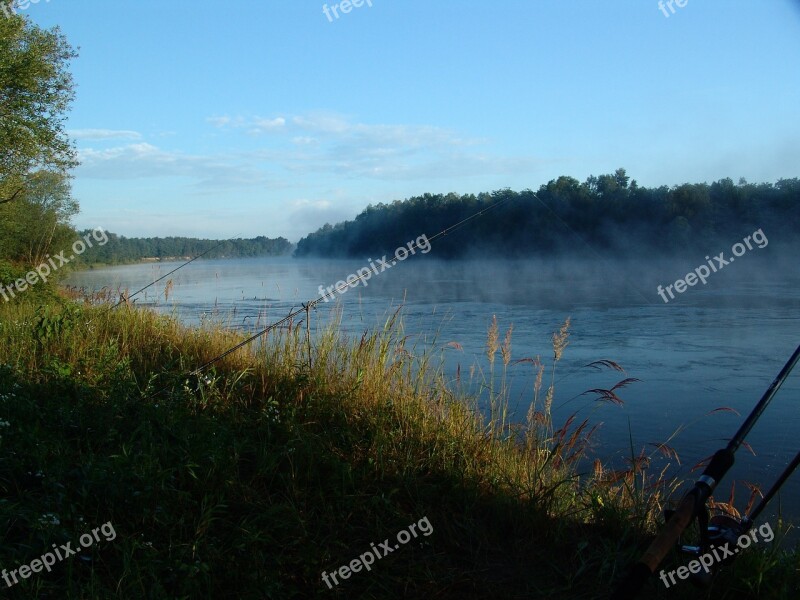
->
(0, 295, 796, 598)
(0, 171, 78, 264)
(0, 15, 80, 273)
(294, 170, 800, 258)
(75, 233, 294, 265)
(32, 302, 80, 344)
(0, 15, 78, 204)
(0, 258, 27, 287)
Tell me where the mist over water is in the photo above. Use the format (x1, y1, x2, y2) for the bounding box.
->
(66, 250, 800, 527)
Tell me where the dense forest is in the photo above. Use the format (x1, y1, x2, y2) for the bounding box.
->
(76, 233, 293, 265)
(294, 169, 800, 258)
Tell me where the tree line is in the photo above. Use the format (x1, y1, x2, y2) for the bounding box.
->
(294, 169, 799, 259)
(76, 233, 293, 265)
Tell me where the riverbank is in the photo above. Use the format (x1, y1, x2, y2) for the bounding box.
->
(0, 292, 796, 598)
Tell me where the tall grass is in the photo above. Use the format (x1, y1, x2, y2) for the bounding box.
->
(0, 293, 796, 598)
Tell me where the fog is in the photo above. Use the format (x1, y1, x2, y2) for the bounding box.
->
(66, 245, 800, 529)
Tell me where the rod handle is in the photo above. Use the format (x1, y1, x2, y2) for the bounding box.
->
(610, 490, 700, 599)
(640, 490, 698, 572)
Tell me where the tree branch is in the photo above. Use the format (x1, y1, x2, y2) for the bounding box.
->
(0, 187, 24, 205)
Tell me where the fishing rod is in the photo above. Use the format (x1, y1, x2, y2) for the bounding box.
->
(669, 441, 800, 588)
(742, 449, 800, 528)
(148, 193, 519, 395)
(612, 343, 800, 598)
(106, 238, 233, 310)
(79, 238, 236, 330)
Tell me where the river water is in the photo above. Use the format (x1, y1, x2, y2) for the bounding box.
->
(66, 253, 800, 529)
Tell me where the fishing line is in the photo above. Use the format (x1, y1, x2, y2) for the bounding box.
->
(80, 237, 240, 330)
(612, 343, 800, 598)
(528, 192, 655, 306)
(149, 194, 520, 396)
(106, 237, 235, 310)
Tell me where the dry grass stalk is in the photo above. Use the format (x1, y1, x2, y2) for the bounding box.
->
(486, 314, 499, 365)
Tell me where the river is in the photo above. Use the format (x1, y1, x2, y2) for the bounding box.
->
(66, 254, 800, 529)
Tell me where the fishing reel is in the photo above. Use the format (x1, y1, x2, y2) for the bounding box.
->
(611, 346, 800, 600)
(664, 508, 746, 587)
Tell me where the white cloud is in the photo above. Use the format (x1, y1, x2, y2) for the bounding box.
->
(283, 196, 353, 239)
(69, 129, 142, 141)
(77, 142, 274, 189)
(290, 198, 332, 209)
(208, 115, 286, 133)
(204, 112, 538, 182)
(291, 114, 351, 135)
(264, 131, 537, 181)
(250, 117, 286, 133)
(74, 114, 543, 199)
(206, 116, 232, 128)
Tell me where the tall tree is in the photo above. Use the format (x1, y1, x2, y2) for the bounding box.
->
(0, 14, 78, 205)
(3, 170, 78, 263)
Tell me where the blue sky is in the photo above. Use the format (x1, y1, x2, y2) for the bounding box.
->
(21, 0, 800, 241)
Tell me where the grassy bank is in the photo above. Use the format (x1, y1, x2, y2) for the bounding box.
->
(0, 293, 797, 599)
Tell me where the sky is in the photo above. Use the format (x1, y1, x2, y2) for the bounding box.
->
(19, 0, 800, 242)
